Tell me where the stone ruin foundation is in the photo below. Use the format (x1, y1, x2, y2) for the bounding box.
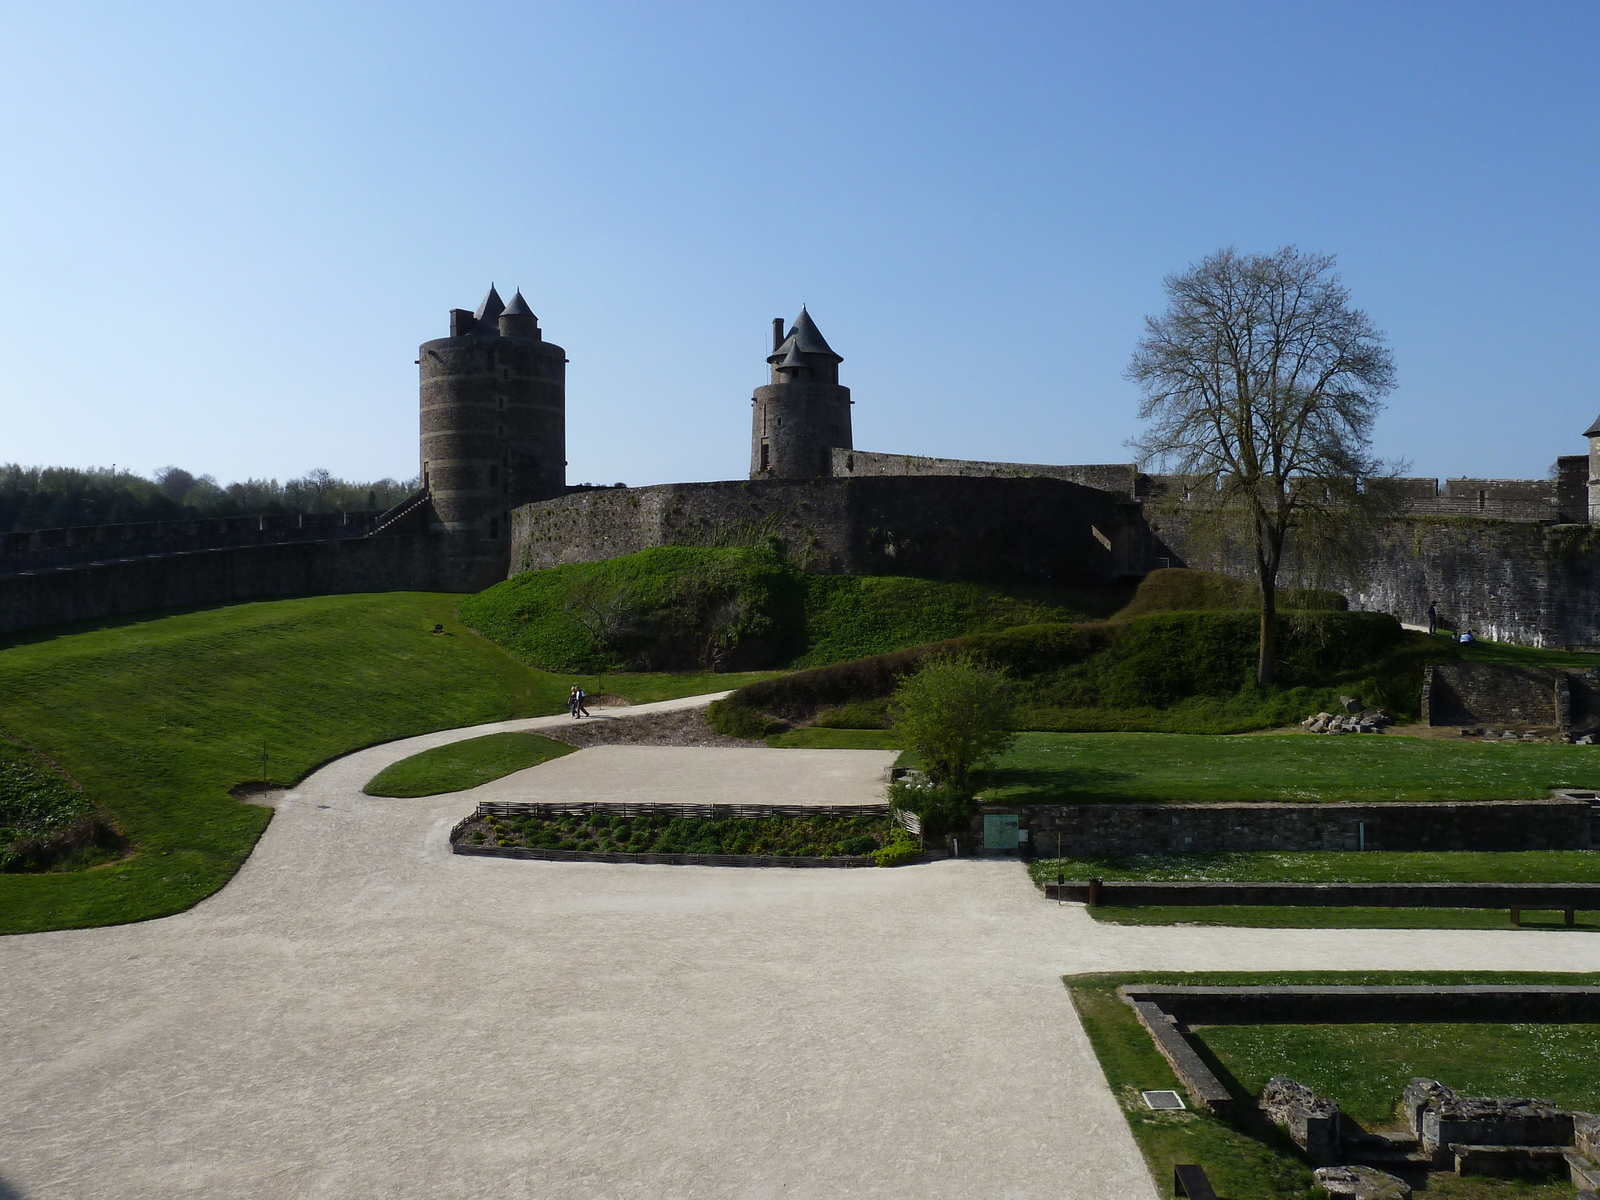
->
(1259, 1075, 1600, 1199)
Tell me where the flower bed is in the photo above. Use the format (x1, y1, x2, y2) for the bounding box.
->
(451, 804, 931, 867)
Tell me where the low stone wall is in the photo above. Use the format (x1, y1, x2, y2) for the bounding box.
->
(0, 534, 448, 635)
(1121, 984, 1600, 1026)
(1043, 881, 1600, 909)
(993, 798, 1594, 854)
(511, 475, 1168, 581)
(1424, 663, 1564, 726)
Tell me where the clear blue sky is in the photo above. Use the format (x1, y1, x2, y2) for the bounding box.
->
(2, 2, 1596, 488)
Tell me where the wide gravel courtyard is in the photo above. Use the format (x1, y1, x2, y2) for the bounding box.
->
(3, 695, 1598, 1199)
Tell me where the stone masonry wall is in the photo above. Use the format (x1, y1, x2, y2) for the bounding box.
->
(0, 534, 448, 635)
(511, 475, 1167, 582)
(992, 799, 1593, 855)
(1162, 513, 1600, 649)
(829, 449, 1143, 498)
(1423, 664, 1562, 726)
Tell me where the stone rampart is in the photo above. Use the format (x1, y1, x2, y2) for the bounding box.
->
(0, 534, 448, 635)
(829, 448, 1144, 498)
(988, 798, 1593, 854)
(0, 511, 383, 577)
(511, 475, 1169, 582)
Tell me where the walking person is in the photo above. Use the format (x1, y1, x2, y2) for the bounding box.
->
(575, 685, 591, 718)
(568, 685, 581, 719)
(1428, 601, 1438, 636)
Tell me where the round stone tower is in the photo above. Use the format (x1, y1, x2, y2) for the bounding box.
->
(750, 307, 851, 478)
(419, 285, 566, 589)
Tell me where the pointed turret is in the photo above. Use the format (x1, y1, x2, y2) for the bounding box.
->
(499, 289, 540, 339)
(751, 306, 851, 479)
(466, 285, 506, 338)
(767, 306, 843, 366)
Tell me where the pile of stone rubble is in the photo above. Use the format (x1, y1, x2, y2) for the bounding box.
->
(1260, 1074, 1600, 1199)
(1301, 697, 1392, 735)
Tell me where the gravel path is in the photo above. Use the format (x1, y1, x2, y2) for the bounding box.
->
(3, 692, 1599, 1200)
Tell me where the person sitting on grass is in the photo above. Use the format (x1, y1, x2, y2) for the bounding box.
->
(1459, 629, 1476, 644)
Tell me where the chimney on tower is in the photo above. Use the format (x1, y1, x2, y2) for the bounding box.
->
(772, 317, 784, 352)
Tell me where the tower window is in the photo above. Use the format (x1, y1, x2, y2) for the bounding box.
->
(760, 441, 770, 471)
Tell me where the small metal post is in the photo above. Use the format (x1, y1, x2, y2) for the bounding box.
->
(1358, 821, 1366, 851)
(1567, 908, 1577, 927)
(1057, 831, 1064, 906)
(1088, 877, 1103, 907)
(260, 742, 269, 784)
(1511, 906, 1522, 925)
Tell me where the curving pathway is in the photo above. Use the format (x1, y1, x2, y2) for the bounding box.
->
(3, 695, 1600, 1199)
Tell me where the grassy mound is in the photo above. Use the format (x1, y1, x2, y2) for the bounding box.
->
(1113, 567, 1346, 619)
(0, 594, 758, 934)
(458, 545, 1123, 674)
(364, 732, 575, 797)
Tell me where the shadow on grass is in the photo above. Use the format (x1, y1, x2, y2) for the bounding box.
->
(973, 763, 1146, 804)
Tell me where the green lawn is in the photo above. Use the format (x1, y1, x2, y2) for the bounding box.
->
(0, 593, 745, 934)
(1196, 1020, 1600, 1128)
(765, 727, 903, 750)
(363, 731, 575, 797)
(978, 731, 1600, 805)
(1067, 971, 1600, 1200)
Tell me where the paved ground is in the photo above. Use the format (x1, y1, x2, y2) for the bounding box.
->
(4, 695, 1600, 1200)
(466, 744, 899, 808)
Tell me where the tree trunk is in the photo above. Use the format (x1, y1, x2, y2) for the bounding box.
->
(1257, 581, 1276, 689)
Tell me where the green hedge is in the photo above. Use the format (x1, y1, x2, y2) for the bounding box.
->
(711, 610, 1412, 738)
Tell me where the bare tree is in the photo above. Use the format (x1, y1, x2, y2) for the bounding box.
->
(1127, 247, 1398, 687)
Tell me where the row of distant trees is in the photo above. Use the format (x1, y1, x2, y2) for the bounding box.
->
(0, 464, 419, 533)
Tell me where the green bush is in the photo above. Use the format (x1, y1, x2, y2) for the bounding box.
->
(870, 826, 924, 867)
(890, 653, 1016, 790)
(0, 740, 117, 873)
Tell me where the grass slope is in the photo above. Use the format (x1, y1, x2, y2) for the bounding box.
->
(1067, 970, 1600, 1200)
(0, 594, 748, 934)
(363, 732, 575, 797)
(461, 545, 1120, 673)
(976, 731, 1600, 805)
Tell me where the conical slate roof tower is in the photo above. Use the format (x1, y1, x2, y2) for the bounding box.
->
(750, 308, 852, 478)
(419, 284, 567, 589)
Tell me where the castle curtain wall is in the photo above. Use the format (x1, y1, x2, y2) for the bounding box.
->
(510, 476, 1163, 583)
(0, 535, 449, 635)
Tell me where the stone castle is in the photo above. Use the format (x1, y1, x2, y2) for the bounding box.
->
(5, 285, 1600, 647)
